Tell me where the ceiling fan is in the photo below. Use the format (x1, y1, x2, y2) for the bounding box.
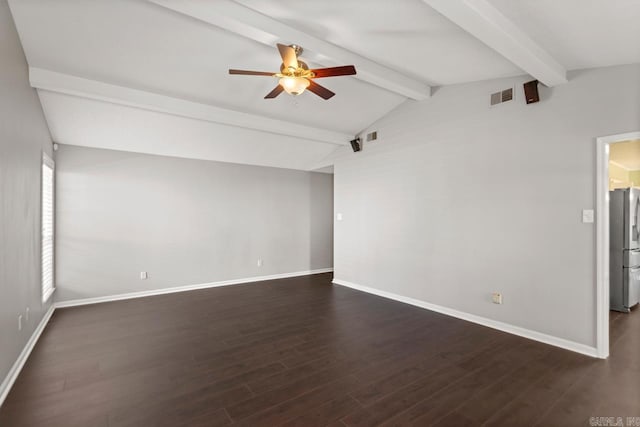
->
(229, 44, 356, 100)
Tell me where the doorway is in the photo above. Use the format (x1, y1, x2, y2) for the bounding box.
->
(596, 131, 640, 359)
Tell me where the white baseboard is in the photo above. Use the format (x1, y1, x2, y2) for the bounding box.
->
(55, 268, 334, 308)
(332, 278, 600, 359)
(0, 304, 56, 408)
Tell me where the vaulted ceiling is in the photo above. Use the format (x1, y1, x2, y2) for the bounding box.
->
(8, 0, 640, 171)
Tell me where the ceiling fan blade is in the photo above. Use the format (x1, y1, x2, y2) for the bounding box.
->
(311, 65, 357, 78)
(277, 43, 299, 70)
(264, 85, 284, 99)
(229, 69, 275, 76)
(307, 80, 335, 100)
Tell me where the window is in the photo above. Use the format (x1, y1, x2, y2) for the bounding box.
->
(42, 153, 55, 302)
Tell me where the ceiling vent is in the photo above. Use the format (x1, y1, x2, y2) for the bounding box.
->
(490, 87, 514, 106)
(366, 131, 378, 142)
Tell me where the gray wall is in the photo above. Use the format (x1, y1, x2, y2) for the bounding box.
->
(333, 64, 640, 348)
(55, 145, 333, 302)
(0, 0, 54, 392)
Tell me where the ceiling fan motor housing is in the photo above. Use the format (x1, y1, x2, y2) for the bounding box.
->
(280, 60, 312, 76)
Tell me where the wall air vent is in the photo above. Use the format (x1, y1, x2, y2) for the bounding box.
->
(490, 87, 514, 106)
(366, 131, 378, 142)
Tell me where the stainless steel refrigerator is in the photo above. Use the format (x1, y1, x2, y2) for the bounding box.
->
(610, 187, 640, 312)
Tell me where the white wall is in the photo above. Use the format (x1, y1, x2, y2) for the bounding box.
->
(55, 145, 333, 302)
(332, 64, 640, 348)
(0, 0, 54, 393)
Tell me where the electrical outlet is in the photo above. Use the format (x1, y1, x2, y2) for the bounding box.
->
(26, 307, 30, 322)
(492, 292, 503, 304)
(140, 271, 148, 280)
(257, 258, 263, 267)
(18, 315, 23, 331)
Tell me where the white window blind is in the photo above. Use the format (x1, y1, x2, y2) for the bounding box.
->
(42, 153, 55, 302)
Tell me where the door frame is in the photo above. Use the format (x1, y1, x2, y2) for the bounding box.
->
(596, 131, 640, 359)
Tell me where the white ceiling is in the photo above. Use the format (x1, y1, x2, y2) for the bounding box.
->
(9, 0, 405, 135)
(234, 0, 524, 85)
(488, 0, 640, 70)
(8, 0, 640, 171)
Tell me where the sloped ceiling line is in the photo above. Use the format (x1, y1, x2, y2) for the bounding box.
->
(422, 0, 567, 86)
(147, 0, 432, 100)
(29, 67, 352, 145)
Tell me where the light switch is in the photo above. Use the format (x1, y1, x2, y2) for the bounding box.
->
(336, 213, 343, 221)
(492, 293, 503, 304)
(582, 209, 594, 223)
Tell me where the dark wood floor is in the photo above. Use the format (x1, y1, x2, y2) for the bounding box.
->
(1, 273, 638, 426)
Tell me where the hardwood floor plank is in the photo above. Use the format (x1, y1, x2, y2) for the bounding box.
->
(233, 375, 363, 426)
(449, 349, 555, 423)
(385, 341, 550, 426)
(0, 272, 637, 427)
(482, 350, 602, 426)
(280, 396, 363, 427)
(340, 362, 468, 426)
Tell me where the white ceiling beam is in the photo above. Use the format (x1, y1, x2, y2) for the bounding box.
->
(29, 67, 352, 145)
(147, 0, 431, 100)
(423, 0, 567, 86)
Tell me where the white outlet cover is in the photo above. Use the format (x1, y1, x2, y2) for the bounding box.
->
(140, 271, 148, 279)
(336, 213, 343, 221)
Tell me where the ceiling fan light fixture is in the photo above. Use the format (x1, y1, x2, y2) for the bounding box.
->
(279, 76, 310, 96)
(229, 43, 355, 100)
